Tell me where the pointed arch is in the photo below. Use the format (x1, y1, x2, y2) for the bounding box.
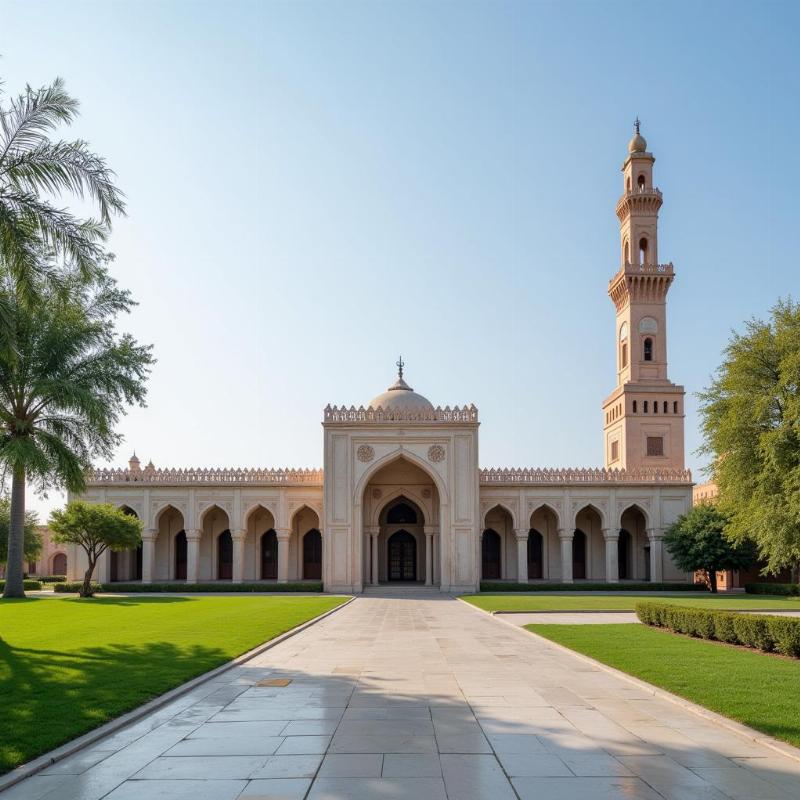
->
(572, 502, 606, 529)
(528, 502, 560, 529)
(199, 503, 230, 527)
(290, 504, 320, 529)
(244, 502, 276, 528)
(154, 503, 184, 527)
(354, 449, 449, 509)
(617, 502, 650, 531)
(483, 502, 518, 531)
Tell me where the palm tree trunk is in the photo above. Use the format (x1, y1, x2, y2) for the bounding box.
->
(2, 467, 27, 598)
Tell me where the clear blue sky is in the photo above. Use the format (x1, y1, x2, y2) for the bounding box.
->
(3, 0, 798, 518)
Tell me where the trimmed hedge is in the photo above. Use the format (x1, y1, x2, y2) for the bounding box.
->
(0, 579, 43, 591)
(35, 575, 67, 584)
(480, 581, 701, 593)
(745, 582, 800, 596)
(53, 581, 324, 593)
(636, 601, 800, 658)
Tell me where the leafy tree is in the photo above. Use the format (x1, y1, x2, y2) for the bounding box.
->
(0, 266, 153, 598)
(0, 76, 125, 295)
(50, 501, 142, 597)
(699, 299, 800, 577)
(0, 496, 40, 566)
(664, 504, 757, 592)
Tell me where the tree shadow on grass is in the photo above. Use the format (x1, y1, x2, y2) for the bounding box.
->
(0, 635, 228, 775)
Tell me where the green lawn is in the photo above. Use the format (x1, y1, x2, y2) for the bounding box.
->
(463, 592, 800, 613)
(0, 594, 347, 774)
(527, 623, 800, 748)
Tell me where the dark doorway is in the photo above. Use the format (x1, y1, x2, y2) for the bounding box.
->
(618, 530, 632, 579)
(175, 530, 187, 580)
(303, 529, 322, 579)
(109, 551, 119, 582)
(135, 545, 142, 581)
(528, 530, 543, 579)
(387, 502, 418, 525)
(644, 546, 651, 581)
(218, 530, 233, 580)
(52, 552, 67, 576)
(573, 530, 587, 579)
(388, 530, 417, 581)
(261, 529, 277, 579)
(482, 529, 501, 579)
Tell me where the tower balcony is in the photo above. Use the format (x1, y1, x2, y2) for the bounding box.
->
(608, 263, 674, 309)
(616, 185, 663, 220)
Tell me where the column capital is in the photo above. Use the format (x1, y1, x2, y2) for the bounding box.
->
(141, 528, 157, 541)
(231, 529, 247, 541)
(364, 526, 379, 537)
(602, 528, 619, 541)
(185, 529, 202, 540)
(647, 528, 663, 542)
(423, 526, 437, 536)
(276, 528, 292, 541)
(514, 528, 529, 541)
(557, 528, 573, 541)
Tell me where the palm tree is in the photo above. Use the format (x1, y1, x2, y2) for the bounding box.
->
(0, 263, 152, 597)
(0, 77, 125, 292)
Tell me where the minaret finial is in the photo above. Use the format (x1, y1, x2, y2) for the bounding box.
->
(396, 355, 405, 380)
(634, 116, 641, 135)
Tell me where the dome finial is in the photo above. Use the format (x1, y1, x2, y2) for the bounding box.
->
(396, 355, 405, 380)
(634, 116, 641, 136)
(628, 117, 647, 154)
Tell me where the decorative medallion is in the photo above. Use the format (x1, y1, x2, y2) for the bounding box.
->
(427, 444, 446, 463)
(372, 488, 382, 499)
(421, 488, 432, 499)
(357, 444, 375, 463)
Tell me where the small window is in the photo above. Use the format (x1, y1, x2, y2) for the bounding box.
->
(637, 174, 646, 189)
(643, 338, 653, 361)
(643, 401, 648, 413)
(673, 401, 678, 413)
(627, 177, 631, 191)
(621, 342, 628, 368)
(646, 437, 664, 457)
(611, 441, 619, 461)
(633, 401, 637, 413)
(654, 401, 658, 414)
(663, 401, 668, 413)
(639, 237, 648, 265)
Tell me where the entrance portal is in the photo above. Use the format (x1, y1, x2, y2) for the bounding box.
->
(388, 530, 417, 581)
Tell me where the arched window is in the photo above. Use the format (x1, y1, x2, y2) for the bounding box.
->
(639, 237, 648, 265)
(621, 342, 628, 368)
(387, 502, 417, 525)
(626, 177, 631, 191)
(624, 240, 630, 263)
(637, 174, 646, 190)
(643, 337, 653, 361)
(52, 553, 67, 576)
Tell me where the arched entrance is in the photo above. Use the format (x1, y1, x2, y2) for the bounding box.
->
(52, 553, 67, 576)
(528, 530, 544, 580)
(572, 530, 587, 580)
(261, 530, 277, 579)
(482, 529, 501, 579)
(303, 529, 322, 579)
(361, 456, 439, 587)
(618, 529, 632, 580)
(217, 530, 233, 580)
(388, 530, 416, 581)
(620, 505, 649, 580)
(110, 505, 142, 581)
(175, 531, 187, 580)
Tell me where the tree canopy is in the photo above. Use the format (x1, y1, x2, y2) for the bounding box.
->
(664, 504, 757, 592)
(0, 496, 40, 565)
(699, 299, 800, 575)
(50, 501, 142, 596)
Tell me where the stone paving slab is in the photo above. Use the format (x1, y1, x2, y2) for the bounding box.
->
(3, 595, 800, 800)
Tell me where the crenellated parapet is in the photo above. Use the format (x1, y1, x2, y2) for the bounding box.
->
(87, 466, 324, 486)
(608, 262, 674, 310)
(323, 404, 479, 424)
(480, 466, 691, 485)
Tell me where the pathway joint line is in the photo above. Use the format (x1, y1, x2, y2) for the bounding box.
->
(481, 603, 800, 767)
(0, 595, 355, 794)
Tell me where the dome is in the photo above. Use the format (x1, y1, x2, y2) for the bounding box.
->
(368, 363, 434, 411)
(628, 132, 647, 154)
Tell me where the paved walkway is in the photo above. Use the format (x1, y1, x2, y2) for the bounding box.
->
(497, 611, 641, 625)
(4, 595, 800, 800)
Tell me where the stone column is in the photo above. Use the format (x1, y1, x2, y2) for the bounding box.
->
(424, 526, 435, 586)
(514, 529, 529, 584)
(365, 527, 379, 585)
(186, 530, 201, 583)
(648, 530, 663, 582)
(231, 529, 247, 583)
(276, 529, 291, 583)
(141, 529, 157, 583)
(603, 529, 619, 584)
(559, 529, 573, 584)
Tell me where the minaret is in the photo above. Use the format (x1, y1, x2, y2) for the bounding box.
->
(602, 122, 685, 471)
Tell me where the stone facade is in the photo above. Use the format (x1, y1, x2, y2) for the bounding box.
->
(66, 126, 694, 592)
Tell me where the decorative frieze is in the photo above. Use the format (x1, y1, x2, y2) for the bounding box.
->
(324, 405, 478, 423)
(479, 467, 691, 485)
(87, 467, 323, 486)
